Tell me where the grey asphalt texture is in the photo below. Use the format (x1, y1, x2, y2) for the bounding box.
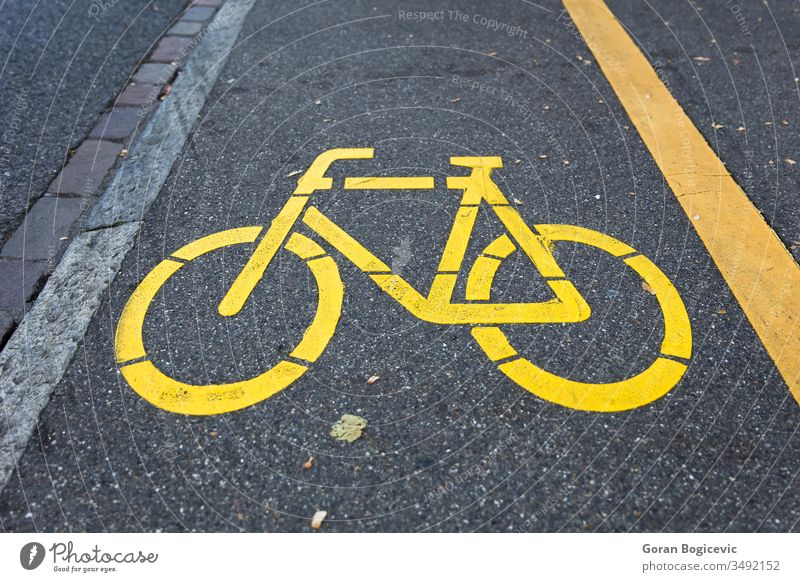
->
(0, 0, 188, 246)
(1, 0, 798, 532)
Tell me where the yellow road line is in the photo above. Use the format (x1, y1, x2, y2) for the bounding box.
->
(563, 0, 800, 403)
(343, 176, 434, 189)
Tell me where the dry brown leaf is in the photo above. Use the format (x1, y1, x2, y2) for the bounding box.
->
(449, 97, 461, 103)
(367, 375, 380, 384)
(303, 456, 314, 469)
(487, 51, 498, 57)
(717, 309, 727, 315)
(119, 149, 128, 158)
(785, 158, 796, 165)
(538, 154, 548, 159)
(513, 198, 524, 205)
(311, 510, 327, 529)
(642, 282, 657, 295)
(711, 122, 724, 129)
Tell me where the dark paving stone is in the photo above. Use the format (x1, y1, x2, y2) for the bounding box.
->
(0, 198, 83, 261)
(0, 259, 48, 313)
(116, 83, 162, 106)
(169, 21, 204, 36)
(0, 310, 16, 347)
(150, 36, 195, 63)
(45, 140, 122, 197)
(88, 108, 144, 141)
(182, 6, 216, 21)
(132, 62, 175, 86)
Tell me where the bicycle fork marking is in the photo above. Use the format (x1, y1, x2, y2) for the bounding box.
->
(115, 148, 692, 415)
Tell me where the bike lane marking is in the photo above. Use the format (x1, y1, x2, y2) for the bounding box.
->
(114, 149, 693, 415)
(563, 0, 800, 404)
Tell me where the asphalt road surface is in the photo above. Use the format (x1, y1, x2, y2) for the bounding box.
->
(0, 0, 187, 246)
(1, 0, 798, 532)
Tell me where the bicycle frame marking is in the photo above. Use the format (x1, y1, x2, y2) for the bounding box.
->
(115, 148, 692, 415)
(219, 149, 587, 325)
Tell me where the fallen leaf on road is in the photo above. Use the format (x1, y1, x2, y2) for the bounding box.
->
(449, 97, 461, 103)
(717, 309, 727, 315)
(693, 56, 711, 62)
(642, 282, 657, 295)
(303, 456, 314, 469)
(367, 375, 380, 384)
(711, 122, 724, 129)
(311, 510, 327, 529)
(487, 51, 497, 57)
(785, 158, 796, 165)
(331, 414, 367, 443)
(286, 169, 302, 177)
(513, 198, 524, 205)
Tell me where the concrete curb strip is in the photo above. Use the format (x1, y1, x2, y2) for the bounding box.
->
(0, 0, 257, 492)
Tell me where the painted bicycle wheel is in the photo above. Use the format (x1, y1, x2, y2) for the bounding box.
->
(115, 228, 343, 415)
(468, 224, 692, 412)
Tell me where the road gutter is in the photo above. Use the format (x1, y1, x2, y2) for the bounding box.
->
(0, 0, 258, 492)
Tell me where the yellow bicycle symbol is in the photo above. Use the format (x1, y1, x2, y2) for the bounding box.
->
(115, 148, 692, 415)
